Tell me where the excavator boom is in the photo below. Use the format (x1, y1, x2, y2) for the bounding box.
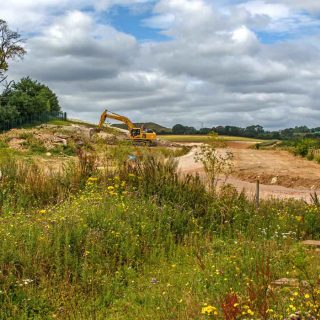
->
(98, 109, 157, 145)
(99, 110, 134, 130)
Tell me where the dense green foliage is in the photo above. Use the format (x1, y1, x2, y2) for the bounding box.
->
(0, 20, 61, 129)
(281, 138, 320, 162)
(0, 78, 60, 118)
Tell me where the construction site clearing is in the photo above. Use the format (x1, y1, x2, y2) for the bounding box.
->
(1, 121, 320, 202)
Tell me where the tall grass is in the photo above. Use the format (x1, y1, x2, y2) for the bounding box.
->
(0, 150, 96, 214)
(122, 155, 320, 239)
(0, 176, 319, 319)
(0, 151, 319, 319)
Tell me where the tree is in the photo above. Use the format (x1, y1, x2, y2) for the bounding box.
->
(6, 77, 60, 117)
(199, 127, 212, 135)
(0, 19, 26, 83)
(172, 124, 187, 134)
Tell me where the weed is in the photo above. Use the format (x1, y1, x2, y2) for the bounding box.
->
(195, 133, 233, 193)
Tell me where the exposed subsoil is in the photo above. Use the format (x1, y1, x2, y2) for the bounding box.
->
(177, 141, 320, 202)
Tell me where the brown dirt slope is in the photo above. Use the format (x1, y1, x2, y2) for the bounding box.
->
(177, 141, 320, 202)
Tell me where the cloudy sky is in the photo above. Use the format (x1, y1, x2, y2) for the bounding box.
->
(2, 0, 320, 129)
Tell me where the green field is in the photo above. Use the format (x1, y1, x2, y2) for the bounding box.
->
(159, 134, 263, 143)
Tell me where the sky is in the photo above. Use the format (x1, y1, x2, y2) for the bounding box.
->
(1, 0, 320, 129)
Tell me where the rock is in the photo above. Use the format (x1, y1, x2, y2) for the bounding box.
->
(271, 177, 278, 184)
(8, 138, 26, 151)
(270, 278, 309, 288)
(54, 133, 68, 139)
(301, 240, 320, 248)
(53, 137, 67, 146)
(96, 132, 116, 141)
(37, 124, 59, 129)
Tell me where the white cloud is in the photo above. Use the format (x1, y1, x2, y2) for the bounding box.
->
(3, 0, 320, 128)
(232, 25, 257, 44)
(240, 1, 290, 20)
(238, 0, 320, 33)
(94, 0, 153, 11)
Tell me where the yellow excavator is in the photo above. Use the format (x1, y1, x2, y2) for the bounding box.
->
(98, 109, 157, 146)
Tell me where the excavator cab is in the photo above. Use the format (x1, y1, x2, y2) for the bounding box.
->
(130, 128, 141, 137)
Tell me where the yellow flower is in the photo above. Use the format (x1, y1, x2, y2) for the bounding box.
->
(107, 186, 115, 191)
(201, 305, 218, 315)
(289, 305, 296, 311)
(87, 177, 98, 182)
(39, 209, 46, 214)
(247, 309, 254, 316)
(296, 216, 303, 222)
(305, 293, 310, 299)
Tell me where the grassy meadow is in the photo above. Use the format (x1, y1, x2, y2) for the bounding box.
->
(0, 138, 319, 319)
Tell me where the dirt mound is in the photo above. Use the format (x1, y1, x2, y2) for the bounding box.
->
(0, 123, 122, 154)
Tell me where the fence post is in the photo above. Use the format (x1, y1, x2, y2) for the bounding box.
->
(256, 179, 260, 208)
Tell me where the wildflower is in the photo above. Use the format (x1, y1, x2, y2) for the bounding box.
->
(247, 309, 254, 316)
(289, 305, 296, 312)
(20, 279, 33, 286)
(108, 186, 115, 191)
(87, 177, 98, 182)
(296, 216, 303, 222)
(39, 209, 46, 214)
(201, 305, 218, 316)
(305, 293, 310, 299)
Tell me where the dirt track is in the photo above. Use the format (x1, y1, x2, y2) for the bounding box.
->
(177, 142, 320, 202)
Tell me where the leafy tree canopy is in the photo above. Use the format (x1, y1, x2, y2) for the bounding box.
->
(5, 77, 60, 117)
(0, 19, 26, 83)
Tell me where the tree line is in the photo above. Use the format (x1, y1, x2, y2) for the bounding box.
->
(166, 124, 320, 140)
(0, 19, 60, 125)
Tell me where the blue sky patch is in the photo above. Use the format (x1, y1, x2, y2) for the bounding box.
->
(98, 6, 170, 42)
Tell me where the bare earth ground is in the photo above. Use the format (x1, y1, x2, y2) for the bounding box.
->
(177, 142, 320, 202)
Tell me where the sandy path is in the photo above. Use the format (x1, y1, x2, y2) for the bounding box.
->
(177, 143, 320, 202)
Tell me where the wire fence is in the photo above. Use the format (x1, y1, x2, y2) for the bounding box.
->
(0, 111, 67, 132)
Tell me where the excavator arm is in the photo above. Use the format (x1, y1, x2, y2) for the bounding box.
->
(99, 110, 134, 131)
(98, 109, 157, 145)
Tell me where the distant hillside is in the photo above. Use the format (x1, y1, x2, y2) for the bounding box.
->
(112, 122, 171, 133)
